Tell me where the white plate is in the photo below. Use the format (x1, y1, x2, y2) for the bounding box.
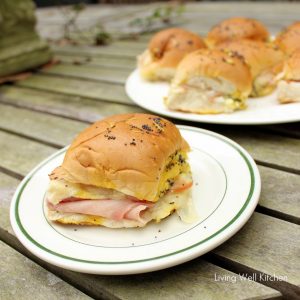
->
(10, 126, 261, 275)
(126, 69, 300, 125)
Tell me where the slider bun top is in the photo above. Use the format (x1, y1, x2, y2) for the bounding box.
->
(173, 49, 252, 98)
(282, 50, 300, 80)
(206, 17, 269, 47)
(147, 27, 206, 68)
(285, 21, 300, 32)
(275, 27, 300, 56)
(217, 39, 284, 78)
(50, 113, 189, 202)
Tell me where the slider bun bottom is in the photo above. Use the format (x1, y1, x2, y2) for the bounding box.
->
(48, 206, 175, 228)
(277, 80, 300, 104)
(165, 76, 246, 114)
(48, 211, 145, 228)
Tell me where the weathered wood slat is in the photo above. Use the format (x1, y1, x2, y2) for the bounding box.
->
(16, 74, 133, 105)
(214, 127, 300, 172)
(213, 213, 300, 286)
(0, 173, 19, 234)
(258, 166, 300, 221)
(261, 123, 300, 139)
(0, 86, 143, 123)
(0, 104, 87, 146)
(0, 240, 91, 300)
(55, 53, 136, 70)
(0, 228, 280, 300)
(52, 44, 140, 58)
(86, 261, 280, 300)
(111, 41, 147, 50)
(41, 63, 130, 84)
(0, 131, 55, 176)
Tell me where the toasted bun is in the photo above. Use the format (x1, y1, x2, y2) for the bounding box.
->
(206, 17, 269, 47)
(217, 39, 284, 96)
(285, 21, 300, 32)
(275, 27, 300, 56)
(282, 50, 300, 80)
(50, 113, 189, 202)
(217, 39, 284, 78)
(164, 49, 251, 114)
(172, 49, 252, 97)
(138, 28, 206, 81)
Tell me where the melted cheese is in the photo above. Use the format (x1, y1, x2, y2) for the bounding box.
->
(155, 150, 190, 201)
(48, 178, 197, 228)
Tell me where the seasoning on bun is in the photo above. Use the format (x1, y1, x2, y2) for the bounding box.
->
(218, 39, 284, 97)
(206, 17, 269, 47)
(46, 113, 196, 228)
(138, 28, 206, 81)
(275, 26, 300, 56)
(277, 50, 300, 103)
(164, 49, 252, 114)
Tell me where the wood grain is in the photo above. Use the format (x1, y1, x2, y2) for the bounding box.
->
(55, 53, 136, 70)
(0, 241, 91, 300)
(0, 86, 143, 123)
(41, 63, 130, 84)
(0, 130, 55, 176)
(16, 74, 133, 105)
(53, 44, 140, 58)
(213, 213, 300, 286)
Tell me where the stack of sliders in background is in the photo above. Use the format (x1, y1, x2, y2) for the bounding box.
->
(137, 17, 300, 114)
(46, 113, 196, 228)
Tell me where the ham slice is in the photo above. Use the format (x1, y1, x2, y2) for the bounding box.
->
(48, 198, 153, 222)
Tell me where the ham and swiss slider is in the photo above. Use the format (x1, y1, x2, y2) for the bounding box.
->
(46, 113, 196, 228)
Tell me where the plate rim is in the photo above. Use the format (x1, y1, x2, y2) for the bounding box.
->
(125, 69, 300, 125)
(10, 126, 261, 270)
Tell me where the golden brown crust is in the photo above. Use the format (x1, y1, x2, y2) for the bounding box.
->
(217, 39, 284, 78)
(206, 17, 269, 47)
(172, 48, 252, 97)
(49, 114, 189, 201)
(282, 50, 300, 80)
(275, 27, 300, 56)
(148, 28, 206, 67)
(138, 28, 206, 81)
(285, 21, 300, 32)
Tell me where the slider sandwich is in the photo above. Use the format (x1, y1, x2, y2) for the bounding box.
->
(164, 49, 252, 114)
(218, 39, 284, 97)
(275, 25, 300, 56)
(46, 113, 196, 228)
(206, 17, 269, 47)
(138, 28, 206, 81)
(277, 50, 300, 104)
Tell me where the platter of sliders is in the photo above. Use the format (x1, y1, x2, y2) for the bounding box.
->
(126, 18, 300, 124)
(10, 113, 260, 274)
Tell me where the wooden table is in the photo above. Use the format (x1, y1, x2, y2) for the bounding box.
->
(0, 2, 299, 299)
